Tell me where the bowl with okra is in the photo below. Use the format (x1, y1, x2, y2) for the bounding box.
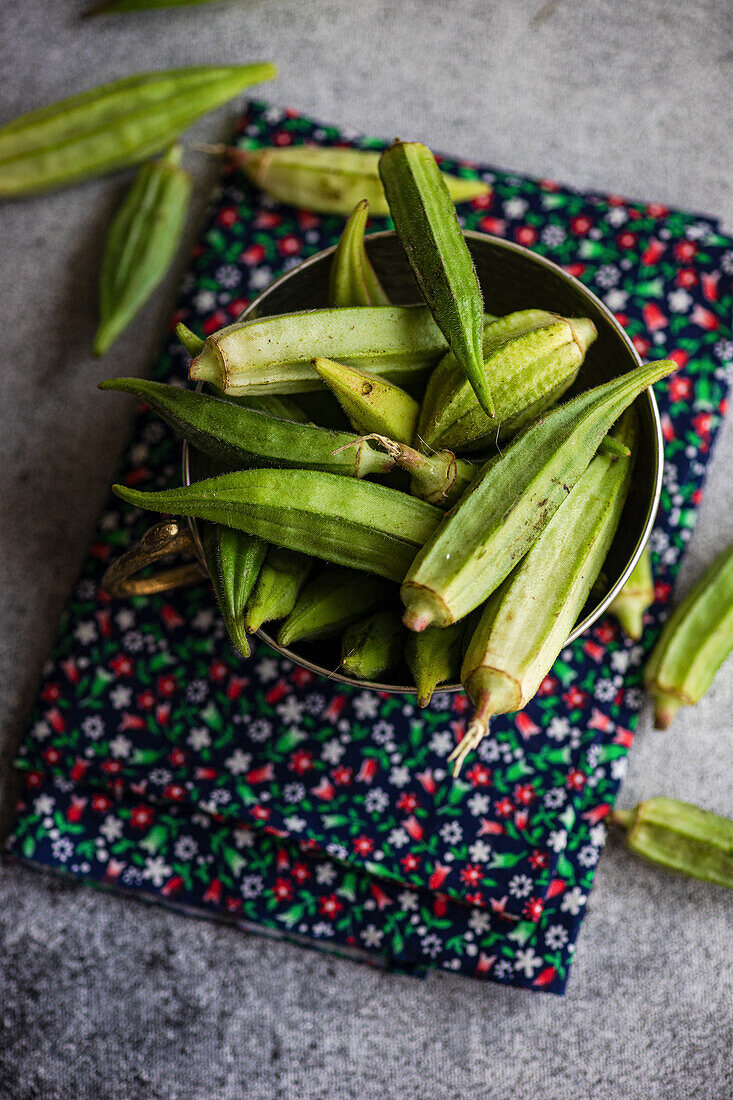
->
(104, 141, 668, 772)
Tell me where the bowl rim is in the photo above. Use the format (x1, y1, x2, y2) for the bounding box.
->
(182, 228, 663, 694)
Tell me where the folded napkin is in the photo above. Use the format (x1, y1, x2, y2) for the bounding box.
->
(6, 101, 732, 994)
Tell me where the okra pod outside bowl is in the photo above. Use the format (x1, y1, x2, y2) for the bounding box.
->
(107, 230, 664, 695)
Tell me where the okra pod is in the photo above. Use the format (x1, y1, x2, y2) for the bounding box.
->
(0, 64, 276, 198)
(245, 547, 312, 634)
(176, 322, 205, 356)
(189, 306, 449, 395)
(609, 544, 654, 640)
(313, 357, 419, 444)
(112, 469, 442, 583)
(95, 146, 192, 355)
(405, 621, 465, 706)
(328, 200, 391, 307)
(99, 378, 393, 478)
(416, 310, 596, 453)
(402, 358, 675, 631)
(356, 433, 476, 507)
(278, 569, 390, 647)
(452, 413, 636, 773)
(235, 394, 310, 423)
(200, 522, 266, 660)
(644, 545, 733, 729)
(341, 610, 404, 680)
(232, 144, 490, 218)
(379, 141, 492, 416)
(611, 798, 733, 889)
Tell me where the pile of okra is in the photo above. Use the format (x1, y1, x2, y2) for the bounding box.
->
(106, 140, 679, 774)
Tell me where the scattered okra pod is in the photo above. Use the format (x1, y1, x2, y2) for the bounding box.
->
(328, 200, 391, 307)
(402, 358, 675, 632)
(341, 610, 404, 680)
(232, 144, 490, 218)
(609, 544, 655, 640)
(611, 797, 733, 888)
(644, 544, 733, 729)
(278, 569, 390, 647)
(112, 469, 442, 583)
(189, 306, 449, 395)
(312, 357, 420, 444)
(200, 522, 265, 659)
(245, 548, 312, 635)
(0, 64, 276, 198)
(95, 146, 192, 355)
(99, 377, 394, 478)
(379, 141, 492, 417)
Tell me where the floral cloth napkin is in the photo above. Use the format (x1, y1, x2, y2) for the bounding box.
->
(5, 102, 732, 994)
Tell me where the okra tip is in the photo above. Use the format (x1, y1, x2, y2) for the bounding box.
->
(653, 691, 683, 730)
(401, 585, 449, 632)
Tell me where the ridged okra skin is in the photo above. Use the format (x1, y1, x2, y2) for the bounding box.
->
(278, 570, 391, 647)
(99, 377, 393, 478)
(245, 548, 311, 634)
(416, 309, 596, 453)
(612, 798, 733, 888)
(379, 141, 492, 417)
(200, 522, 266, 660)
(341, 610, 404, 680)
(451, 410, 637, 774)
(644, 544, 733, 729)
(328, 200, 391, 308)
(113, 468, 442, 584)
(313, 358, 419, 445)
(401, 357, 675, 631)
(233, 144, 490, 219)
(404, 621, 465, 706)
(609, 544, 655, 641)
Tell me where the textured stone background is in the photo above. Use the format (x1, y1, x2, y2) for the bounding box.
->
(1, 2, 732, 1098)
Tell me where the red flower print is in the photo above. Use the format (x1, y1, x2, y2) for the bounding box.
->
(353, 835, 374, 856)
(632, 335, 650, 356)
(400, 852, 420, 873)
(616, 230, 637, 249)
(537, 674, 557, 697)
(319, 893, 343, 918)
(566, 768, 587, 792)
(289, 749, 313, 774)
(272, 878, 293, 902)
(227, 676, 247, 701)
(203, 310, 228, 335)
(278, 235, 301, 256)
(433, 894, 448, 917)
(137, 690, 155, 710)
(460, 864, 483, 886)
(312, 777, 335, 800)
(241, 244, 265, 265)
(297, 210, 320, 230)
(563, 686, 588, 709)
(41, 682, 60, 703)
(291, 667, 313, 688)
(529, 850, 548, 869)
(163, 783, 185, 801)
(693, 411, 713, 436)
(208, 660, 228, 681)
(404, 815, 424, 841)
(130, 804, 154, 829)
(256, 211, 281, 229)
(160, 604, 184, 630)
(515, 225, 537, 246)
(428, 864, 451, 890)
(357, 758, 378, 784)
(156, 675, 177, 697)
(452, 693, 471, 714)
(479, 215, 506, 235)
(523, 897, 544, 922)
(217, 206, 239, 228)
(110, 655, 133, 677)
(291, 862, 310, 884)
(465, 891, 484, 906)
(514, 783, 536, 805)
(70, 760, 89, 782)
(675, 267, 698, 288)
(203, 878, 223, 905)
(563, 263, 586, 279)
(397, 791, 419, 812)
(273, 130, 292, 146)
(668, 375, 692, 402)
(570, 215, 592, 235)
(674, 240, 697, 262)
(534, 966, 557, 988)
(594, 621, 616, 644)
(162, 876, 184, 898)
(102, 760, 122, 775)
(641, 239, 665, 265)
(168, 747, 186, 767)
(495, 797, 514, 818)
(92, 794, 112, 813)
(331, 765, 353, 786)
(514, 808, 529, 830)
(465, 763, 491, 787)
(645, 201, 668, 217)
(251, 804, 270, 821)
(245, 763, 274, 785)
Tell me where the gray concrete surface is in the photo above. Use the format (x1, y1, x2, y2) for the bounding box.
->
(1, 1, 732, 1097)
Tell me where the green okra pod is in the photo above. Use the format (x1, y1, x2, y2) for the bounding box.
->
(611, 798, 733, 889)
(341, 610, 405, 680)
(416, 310, 597, 453)
(235, 393, 311, 423)
(0, 64, 276, 198)
(95, 146, 192, 355)
(278, 569, 390, 647)
(609, 544, 655, 641)
(189, 306, 449, 395)
(644, 544, 733, 729)
(112, 469, 442, 583)
(245, 547, 312, 634)
(355, 433, 476, 507)
(402, 358, 676, 631)
(99, 377, 393, 478)
(232, 144, 491, 218)
(405, 621, 465, 706)
(176, 322, 205, 356)
(328, 200, 391, 307)
(452, 412, 636, 773)
(379, 141, 492, 417)
(200, 522, 266, 660)
(313, 357, 419, 444)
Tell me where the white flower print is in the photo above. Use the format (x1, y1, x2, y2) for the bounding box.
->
(586, 744, 601, 771)
(74, 620, 97, 645)
(34, 794, 55, 816)
(361, 924, 384, 948)
(286, 816, 306, 833)
(397, 890, 418, 911)
(478, 738, 502, 762)
(315, 863, 337, 885)
(468, 909, 491, 935)
(420, 934, 442, 959)
(594, 679, 617, 702)
(76, 579, 97, 600)
(109, 684, 132, 710)
(545, 924, 569, 951)
(543, 787, 566, 810)
(277, 697, 303, 725)
(109, 735, 132, 759)
(224, 748, 252, 776)
(365, 788, 389, 814)
(429, 693, 452, 711)
(283, 783, 305, 803)
(595, 264, 620, 288)
(714, 338, 733, 362)
(240, 875, 263, 899)
(560, 886, 587, 915)
(547, 829, 567, 853)
(149, 769, 172, 786)
(388, 765, 410, 788)
(508, 874, 533, 899)
(493, 959, 514, 980)
(32, 720, 51, 742)
(513, 947, 542, 977)
(541, 224, 566, 247)
(326, 842, 348, 860)
(611, 757, 628, 781)
(188, 727, 211, 751)
(192, 608, 216, 632)
(123, 631, 143, 652)
(233, 827, 255, 849)
(353, 692, 379, 720)
(312, 922, 334, 938)
(304, 693, 325, 715)
(174, 836, 198, 861)
(186, 680, 208, 704)
(388, 828, 409, 849)
(142, 856, 171, 887)
(468, 840, 492, 863)
(547, 717, 570, 742)
(604, 206, 628, 227)
(589, 823, 607, 847)
(215, 264, 241, 288)
(668, 288, 693, 313)
(604, 288, 628, 312)
(100, 815, 123, 843)
(439, 821, 463, 845)
(51, 837, 74, 863)
(578, 844, 600, 868)
(429, 730, 453, 755)
(467, 793, 490, 816)
(248, 719, 272, 743)
(610, 649, 630, 674)
(372, 720, 394, 745)
(321, 739, 344, 765)
(249, 266, 273, 290)
(256, 657, 279, 682)
(193, 289, 217, 312)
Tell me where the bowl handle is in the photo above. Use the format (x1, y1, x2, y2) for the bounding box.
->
(101, 519, 205, 598)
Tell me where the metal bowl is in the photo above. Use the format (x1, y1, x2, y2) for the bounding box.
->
(184, 229, 663, 694)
